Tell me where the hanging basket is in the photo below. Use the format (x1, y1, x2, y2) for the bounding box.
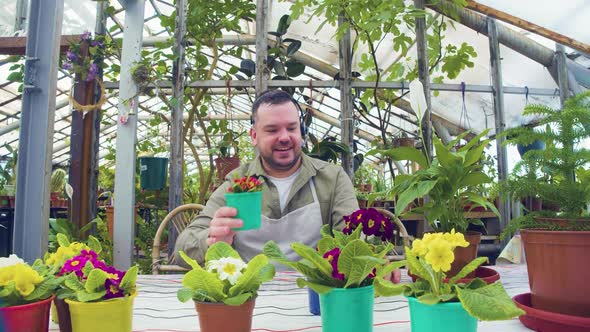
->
(69, 78, 107, 113)
(138, 157, 169, 190)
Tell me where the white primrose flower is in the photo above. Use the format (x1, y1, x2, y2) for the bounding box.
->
(212, 257, 248, 285)
(0, 254, 25, 268)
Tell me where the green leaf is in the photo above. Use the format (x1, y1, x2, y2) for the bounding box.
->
(229, 254, 273, 297)
(463, 141, 487, 167)
(434, 136, 460, 168)
(263, 241, 300, 271)
(317, 237, 336, 255)
(373, 277, 408, 297)
(223, 292, 252, 306)
(206, 242, 241, 262)
(396, 180, 437, 217)
(417, 293, 442, 305)
(179, 250, 202, 270)
(286, 40, 302, 56)
(448, 257, 488, 284)
(457, 282, 525, 320)
(56, 233, 70, 247)
(182, 269, 225, 301)
(367, 147, 427, 168)
(376, 260, 406, 279)
(291, 243, 333, 278)
(285, 59, 305, 77)
(460, 172, 490, 187)
(276, 14, 291, 35)
(85, 269, 108, 293)
(87, 235, 102, 254)
(405, 247, 431, 281)
(177, 287, 194, 303)
(64, 273, 85, 291)
(76, 290, 106, 302)
(119, 265, 138, 291)
(337, 240, 373, 287)
(296, 278, 334, 294)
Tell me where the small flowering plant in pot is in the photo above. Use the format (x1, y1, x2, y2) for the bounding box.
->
(0, 254, 61, 331)
(373, 231, 524, 332)
(176, 242, 275, 332)
(56, 245, 138, 332)
(263, 224, 405, 332)
(224, 174, 265, 230)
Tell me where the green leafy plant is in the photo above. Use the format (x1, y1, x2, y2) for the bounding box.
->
(262, 222, 404, 295)
(50, 168, 67, 193)
(0, 143, 17, 194)
(0, 254, 61, 307)
(370, 129, 499, 233)
(304, 135, 350, 163)
(503, 91, 590, 232)
(177, 242, 275, 305)
(373, 231, 524, 321)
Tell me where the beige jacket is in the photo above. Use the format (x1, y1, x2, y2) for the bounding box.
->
(174, 154, 359, 265)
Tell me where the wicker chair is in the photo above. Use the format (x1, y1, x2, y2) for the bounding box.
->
(151, 203, 205, 274)
(375, 207, 412, 261)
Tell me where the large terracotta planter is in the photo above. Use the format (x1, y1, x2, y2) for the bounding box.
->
(195, 298, 255, 332)
(0, 295, 53, 332)
(448, 231, 481, 278)
(521, 227, 590, 317)
(214, 156, 240, 180)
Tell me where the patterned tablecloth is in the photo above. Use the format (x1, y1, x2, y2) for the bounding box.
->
(50, 264, 532, 332)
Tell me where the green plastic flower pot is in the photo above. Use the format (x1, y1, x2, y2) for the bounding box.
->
(407, 296, 477, 332)
(138, 157, 168, 190)
(224, 191, 262, 230)
(319, 285, 374, 332)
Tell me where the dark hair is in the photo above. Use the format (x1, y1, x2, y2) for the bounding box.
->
(250, 89, 308, 139)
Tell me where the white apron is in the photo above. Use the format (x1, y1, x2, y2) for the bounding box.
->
(234, 179, 323, 268)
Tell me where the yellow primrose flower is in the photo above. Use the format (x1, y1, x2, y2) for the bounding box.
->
(410, 239, 428, 257)
(12, 263, 44, 296)
(425, 238, 454, 272)
(443, 229, 470, 248)
(0, 265, 16, 286)
(421, 232, 442, 246)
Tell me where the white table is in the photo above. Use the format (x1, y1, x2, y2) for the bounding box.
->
(49, 264, 532, 332)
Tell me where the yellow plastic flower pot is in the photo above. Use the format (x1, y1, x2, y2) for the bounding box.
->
(65, 292, 137, 332)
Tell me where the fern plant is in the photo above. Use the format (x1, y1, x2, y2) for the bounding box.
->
(504, 91, 590, 231)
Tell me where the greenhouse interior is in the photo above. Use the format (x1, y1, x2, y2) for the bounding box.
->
(0, 0, 589, 331)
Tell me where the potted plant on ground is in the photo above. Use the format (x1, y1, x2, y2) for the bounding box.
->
(211, 125, 243, 181)
(176, 242, 276, 332)
(263, 219, 406, 332)
(502, 91, 590, 318)
(373, 231, 524, 332)
(0, 254, 61, 332)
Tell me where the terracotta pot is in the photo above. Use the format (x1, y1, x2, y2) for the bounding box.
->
(214, 156, 240, 181)
(54, 297, 72, 332)
(521, 226, 590, 317)
(195, 298, 255, 332)
(394, 137, 415, 148)
(513, 293, 590, 332)
(448, 231, 481, 278)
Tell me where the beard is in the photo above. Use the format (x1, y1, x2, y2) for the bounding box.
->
(259, 145, 302, 172)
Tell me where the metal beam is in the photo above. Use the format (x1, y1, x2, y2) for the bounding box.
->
(555, 44, 571, 106)
(487, 17, 510, 239)
(255, 0, 268, 95)
(168, 0, 187, 257)
(14, 0, 28, 32)
(113, 0, 144, 270)
(13, 0, 64, 263)
(338, 14, 354, 179)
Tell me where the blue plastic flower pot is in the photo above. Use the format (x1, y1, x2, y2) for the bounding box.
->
(308, 288, 321, 315)
(319, 285, 374, 332)
(517, 140, 545, 157)
(407, 296, 477, 332)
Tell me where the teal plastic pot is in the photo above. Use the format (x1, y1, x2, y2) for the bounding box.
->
(138, 157, 168, 190)
(224, 191, 262, 230)
(407, 296, 477, 332)
(319, 285, 374, 332)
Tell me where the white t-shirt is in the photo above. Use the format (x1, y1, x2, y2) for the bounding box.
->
(267, 168, 302, 212)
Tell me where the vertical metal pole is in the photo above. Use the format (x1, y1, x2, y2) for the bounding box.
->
(255, 0, 268, 96)
(168, 0, 187, 257)
(13, 0, 64, 263)
(414, 0, 433, 160)
(555, 44, 570, 106)
(113, 0, 144, 270)
(14, 0, 28, 32)
(487, 17, 510, 238)
(338, 14, 354, 180)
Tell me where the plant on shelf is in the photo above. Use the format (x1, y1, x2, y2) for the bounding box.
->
(0, 254, 61, 331)
(501, 91, 590, 318)
(0, 142, 17, 204)
(304, 135, 350, 163)
(263, 219, 405, 332)
(374, 231, 523, 332)
(177, 242, 275, 332)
